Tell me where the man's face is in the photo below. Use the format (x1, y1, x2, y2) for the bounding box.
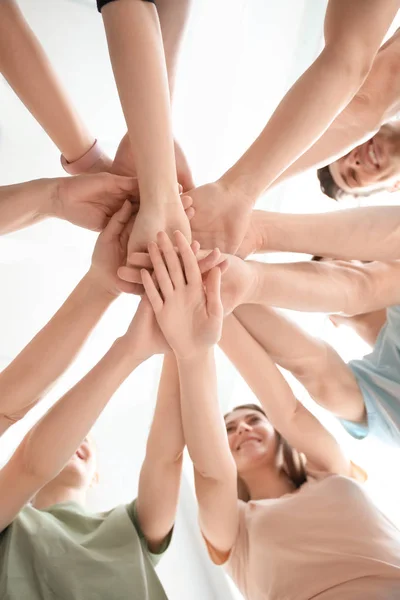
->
(329, 123, 400, 195)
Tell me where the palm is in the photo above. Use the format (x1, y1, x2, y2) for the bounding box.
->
(56, 173, 139, 232)
(189, 181, 253, 254)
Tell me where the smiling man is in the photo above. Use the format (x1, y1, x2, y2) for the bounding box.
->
(318, 121, 400, 199)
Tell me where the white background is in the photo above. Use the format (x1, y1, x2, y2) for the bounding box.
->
(0, 1, 399, 598)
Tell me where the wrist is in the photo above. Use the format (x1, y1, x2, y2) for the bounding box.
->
(35, 178, 60, 219)
(47, 177, 69, 220)
(175, 347, 214, 365)
(138, 183, 181, 209)
(219, 168, 258, 208)
(112, 335, 145, 367)
(243, 261, 261, 304)
(82, 270, 120, 303)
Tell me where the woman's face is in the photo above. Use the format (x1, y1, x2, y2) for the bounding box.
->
(225, 409, 278, 474)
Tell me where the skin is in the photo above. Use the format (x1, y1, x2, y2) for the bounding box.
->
(187, 0, 400, 254)
(0, 201, 138, 436)
(330, 309, 387, 348)
(0, 173, 138, 235)
(232, 305, 366, 425)
(0, 0, 110, 170)
(101, 0, 191, 256)
(329, 122, 400, 194)
(141, 232, 353, 563)
(122, 247, 400, 319)
(111, 0, 194, 191)
(0, 295, 182, 554)
(273, 27, 400, 186)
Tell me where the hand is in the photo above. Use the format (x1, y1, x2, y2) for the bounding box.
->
(142, 231, 223, 358)
(123, 297, 169, 362)
(127, 201, 192, 257)
(52, 173, 139, 232)
(118, 246, 226, 286)
(88, 200, 141, 297)
(189, 179, 253, 255)
(112, 132, 194, 191)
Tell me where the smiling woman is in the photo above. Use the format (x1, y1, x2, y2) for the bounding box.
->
(224, 404, 307, 501)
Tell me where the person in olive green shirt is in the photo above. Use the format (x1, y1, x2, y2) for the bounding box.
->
(0, 201, 201, 599)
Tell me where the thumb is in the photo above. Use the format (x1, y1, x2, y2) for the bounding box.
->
(204, 267, 223, 319)
(104, 200, 134, 238)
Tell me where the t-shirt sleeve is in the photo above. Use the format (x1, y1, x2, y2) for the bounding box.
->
(125, 499, 173, 567)
(97, 0, 155, 12)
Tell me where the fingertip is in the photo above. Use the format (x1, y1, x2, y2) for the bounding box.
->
(186, 207, 195, 220)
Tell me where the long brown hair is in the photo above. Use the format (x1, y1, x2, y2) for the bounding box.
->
(225, 404, 307, 502)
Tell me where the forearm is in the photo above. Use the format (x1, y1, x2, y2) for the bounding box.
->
(21, 337, 140, 481)
(272, 98, 377, 186)
(273, 50, 400, 185)
(177, 350, 235, 481)
(0, 274, 115, 431)
(244, 258, 400, 315)
(223, 47, 371, 202)
(220, 312, 349, 472)
(0, 178, 55, 234)
(0, 0, 94, 162)
(156, 0, 192, 98)
(251, 207, 400, 261)
(137, 353, 184, 550)
(220, 315, 298, 425)
(102, 0, 178, 204)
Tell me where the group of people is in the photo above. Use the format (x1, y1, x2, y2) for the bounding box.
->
(2, 0, 400, 598)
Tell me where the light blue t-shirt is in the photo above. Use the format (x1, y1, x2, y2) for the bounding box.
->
(341, 305, 400, 446)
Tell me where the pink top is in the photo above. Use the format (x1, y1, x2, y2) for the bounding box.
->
(225, 475, 400, 600)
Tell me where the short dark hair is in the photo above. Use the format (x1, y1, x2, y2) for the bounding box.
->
(316, 166, 347, 201)
(317, 164, 385, 201)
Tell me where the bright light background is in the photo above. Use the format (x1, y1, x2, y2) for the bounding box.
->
(0, 1, 399, 599)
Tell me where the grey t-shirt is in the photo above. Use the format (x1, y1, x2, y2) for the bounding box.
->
(0, 500, 171, 600)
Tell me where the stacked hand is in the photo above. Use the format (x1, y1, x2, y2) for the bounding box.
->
(187, 179, 255, 256)
(119, 244, 258, 315)
(53, 173, 139, 232)
(141, 231, 224, 359)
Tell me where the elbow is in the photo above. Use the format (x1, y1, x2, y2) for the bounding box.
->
(12, 438, 50, 486)
(341, 267, 376, 316)
(322, 43, 375, 93)
(192, 454, 237, 483)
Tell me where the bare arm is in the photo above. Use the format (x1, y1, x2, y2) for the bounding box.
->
(330, 308, 388, 347)
(0, 308, 154, 533)
(250, 206, 400, 261)
(142, 231, 239, 558)
(0, 201, 135, 434)
(246, 259, 400, 315)
(137, 353, 184, 553)
(223, 0, 399, 201)
(273, 29, 400, 184)
(101, 0, 178, 205)
(219, 312, 352, 475)
(156, 0, 192, 98)
(0, 0, 100, 166)
(0, 275, 113, 434)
